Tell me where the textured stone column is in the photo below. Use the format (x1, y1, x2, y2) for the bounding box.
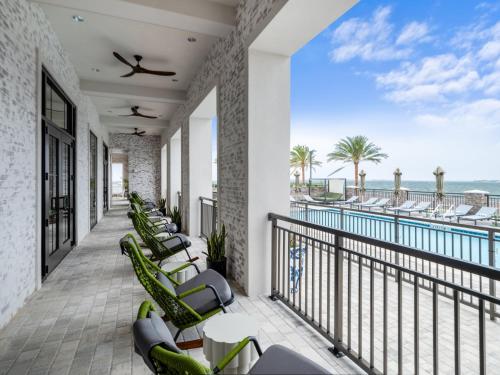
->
(464, 190, 489, 213)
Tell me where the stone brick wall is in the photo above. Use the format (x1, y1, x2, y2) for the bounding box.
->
(0, 0, 108, 328)
(161, 0, 287, 288)
(109, 134, 161, 202)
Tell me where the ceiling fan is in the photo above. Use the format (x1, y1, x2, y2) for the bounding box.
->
(113, 52, 176, 77)
(124, 128, 146, 137)
(120, 106, 158, 119)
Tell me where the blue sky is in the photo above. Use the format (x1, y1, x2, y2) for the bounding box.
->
(291, 0, 500, 181)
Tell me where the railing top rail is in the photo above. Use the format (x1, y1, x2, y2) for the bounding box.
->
(269, 212, 500, 281)
(291, 200, 498, 232)
(199, 196, 217, 203)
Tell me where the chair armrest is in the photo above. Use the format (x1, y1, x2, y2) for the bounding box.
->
(177, 284, 206, 299)
(213, 337, 263, 374)
(165, 260, 200, 276)
(136, 300, 155, 320)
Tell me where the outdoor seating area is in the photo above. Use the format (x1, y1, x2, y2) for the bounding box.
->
(0, 202, 360, 375)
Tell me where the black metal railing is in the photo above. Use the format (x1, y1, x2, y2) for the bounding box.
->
(269, 212, 500, 374)
(200, 197, 217, 239)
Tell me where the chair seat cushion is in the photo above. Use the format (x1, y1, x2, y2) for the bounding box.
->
(155, 233, 191, 251)
(176, 269, 233, 315)
(249, 345, 330, 374)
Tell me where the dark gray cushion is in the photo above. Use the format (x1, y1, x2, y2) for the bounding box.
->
(176, 269, 233, 315)
(156, 233, 191, 251)
(133, 311, 180, 373)
(156, 272, 177, 295)
(249, 345, 330, 374)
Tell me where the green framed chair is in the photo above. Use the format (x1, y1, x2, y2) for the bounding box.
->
(134, 301, 330, 374)
(129, 210, 192, 265)
(121, 234, 234, 348)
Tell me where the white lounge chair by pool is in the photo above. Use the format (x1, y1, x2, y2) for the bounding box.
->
(333, 196, 358, 207)
(400, 201, 432, 216)
(290, 195, 296, 202)
(458, 207, 497, 225)
(363, 198, 391, 211)
(353, 197, 378, 208)
(302, 194, 321, 203)
(439, 204, 473, 220)
(386, 201, 415, 214)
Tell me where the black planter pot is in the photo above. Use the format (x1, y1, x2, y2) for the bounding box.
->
(207, 257, 227, 278)
(159, 208, 167, 216)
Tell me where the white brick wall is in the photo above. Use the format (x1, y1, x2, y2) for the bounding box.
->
(0, 0, 108, 328)
(109, 134, 161, 203)
(161, 0, 287, 289)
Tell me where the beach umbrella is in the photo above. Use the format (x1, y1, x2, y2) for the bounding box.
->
(394, 168, 402, 204)
(294, 170, 300, 192)
(434, 166, 445, 200)
(359, 170, 366, 198)
(394, 168, 402, 192)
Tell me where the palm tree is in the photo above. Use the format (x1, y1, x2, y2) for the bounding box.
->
(290, 145, 322, 184)
(327, 136, 388, 187)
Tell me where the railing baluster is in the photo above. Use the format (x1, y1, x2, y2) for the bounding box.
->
(358, 255, 363, 359)
(369, 261, 374, 369)
(433, 283, 439, 375)
(383, 265, 388, 374)
(414, 276, 420, 375)
(398, 269, 403, 375)
(479, 299, 486, 375)
(453, 290, 460, 375)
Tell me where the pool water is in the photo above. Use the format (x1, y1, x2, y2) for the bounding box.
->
(292, 207, 500, 267)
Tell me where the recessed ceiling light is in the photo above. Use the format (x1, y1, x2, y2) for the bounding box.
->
(187, 37, 197, 43)
(72, 15, 84, 22)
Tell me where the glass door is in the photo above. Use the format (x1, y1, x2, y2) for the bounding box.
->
(42, 68, 76, 278)
(90, 132, 98, 228)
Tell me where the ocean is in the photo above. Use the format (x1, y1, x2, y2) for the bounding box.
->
(347, 180, 500, 195)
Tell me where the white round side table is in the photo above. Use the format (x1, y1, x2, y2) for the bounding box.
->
(203, 313, 259, 374)
(161, 261, 196, 284)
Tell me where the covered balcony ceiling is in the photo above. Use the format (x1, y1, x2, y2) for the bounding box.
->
(32, 0, 238, 135)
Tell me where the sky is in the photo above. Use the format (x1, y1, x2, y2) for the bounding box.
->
(291, 0, 500, 181)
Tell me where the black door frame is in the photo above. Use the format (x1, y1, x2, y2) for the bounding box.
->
(103, 142, 109, 212)
(41, 67, 77, 279)
(89, 131, 98, 229)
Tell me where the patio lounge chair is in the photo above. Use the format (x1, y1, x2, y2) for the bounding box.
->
(400, 201, 432, 216)
(352, 197, 378, 208)
(386, 201, 415, 214)
(458, 207, 497, 225)
(289, 195, 296, 202)
(121, 235, 234, 349)
(333, 196, 358, 207)
(133, 300, 330, 375)
(129, 210, 192, 264)
(302, 194, 319, 203)
(362, 198, 391, 211)
(438, 204, 473, 220)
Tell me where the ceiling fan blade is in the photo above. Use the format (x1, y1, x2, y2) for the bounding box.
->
(119, 114, 133, 117)
(138, 67, 176, 76)
(136, 113, 158, 119)
(113, 52, 134, 68)
(137, 131, 146, 135)
(120, 70, 135, 78)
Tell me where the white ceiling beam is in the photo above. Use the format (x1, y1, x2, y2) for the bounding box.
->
(32, 0, 235, 37)
(81, 80, 186, 104)
(100, 114, 169, 128)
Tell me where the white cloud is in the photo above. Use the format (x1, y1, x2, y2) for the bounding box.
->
(414, 114, 450, 127)
(396, 22, 431, 45)
(329, 6, 414, 62)
(376, 54, 480, 103)
(478, 40, 500, 60)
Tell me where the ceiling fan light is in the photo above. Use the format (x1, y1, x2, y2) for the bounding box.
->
(72, 15, 84, 22)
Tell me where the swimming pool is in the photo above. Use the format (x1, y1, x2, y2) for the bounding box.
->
(291, 205, 500, 267)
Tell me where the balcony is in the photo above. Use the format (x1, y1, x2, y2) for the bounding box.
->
(0, 205, 361, 374)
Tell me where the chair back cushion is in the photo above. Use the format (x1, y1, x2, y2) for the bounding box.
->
(133, 310, 181, 372)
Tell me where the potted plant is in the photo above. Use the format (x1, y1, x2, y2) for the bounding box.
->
(158, 198, 167, 216)
(167, 206, 182, 232)
(205, 224, 227, 277)
(289, 237, 306, 293)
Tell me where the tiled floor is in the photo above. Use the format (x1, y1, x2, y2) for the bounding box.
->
(0, 205, 362, 375)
